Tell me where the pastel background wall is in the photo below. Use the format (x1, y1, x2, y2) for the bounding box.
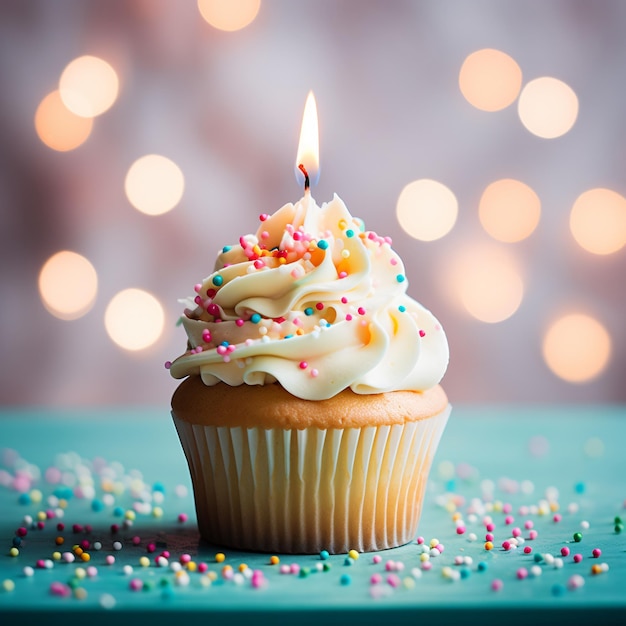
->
(1, 0, 625, 407)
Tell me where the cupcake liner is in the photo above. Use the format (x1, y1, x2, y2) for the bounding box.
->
(172, 403, 450, 554)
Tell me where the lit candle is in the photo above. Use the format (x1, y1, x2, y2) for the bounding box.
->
(295, 90, 320, 193)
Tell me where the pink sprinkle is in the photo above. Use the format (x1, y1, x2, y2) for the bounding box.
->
(357, 307, 366, 315)
(132, 536, 141, 546)
(290, 564, 300, 575)
(524, 520, 534, 529)
(421, 561, 432, 571)
(504, 515, 514, 525)
(561, 547, 570, 557)
(503, 503, 512, 514)
(370, 573, 382, 584)
(194, 284, 202, 293)
(528, 529, 538, 540)
(251, 572, 265, 588)
(523, 546, 532, 554)
(553, 514, 562, 523)
(416, 537, 424, 544)
(259, 213, 269, 221)
(390, 258, 397, 265)
(178, 513, 188, 523)
(310, 369, 319, 378)
(592, 548, 602, 558)
(516, 567, 528, 580)
(260, 231, 270, 240)
(486, 523, 495, 532)
(198, 563, 208, 573)
(387, 574, 401, 588)
(50, 581, 71, 597)
(372, 555, 382, 564)
(236, 319, 244, 327)
(419, 330, 426, 338)
(146, 543, 156, 553)
(316, 302, 324, 310)
(512, 527, 521, 538)
(254, 259, 265, 269)
(502, 541, 511, 551)
(299, 361, 308, 370)
(345, 314, 353, 321)
(573, 554, 583, 563)
(16, 527, 28, 537)
(486, 533, 494, 542)
(436, 544, 444, 554)
(491, 579, 504, 591)
(338, 272, 348, 279)
(279, 565, 290, 574)
(341, 297, 348, 304)
(129, 578, 143, 591)
(385, 561, 395, 572)
(180, 554, 191, 564)
(105, 555, 115, 565)
(456, 526, 466, 535)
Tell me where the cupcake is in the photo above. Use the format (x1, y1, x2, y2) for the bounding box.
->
(168, 191, 450, 554)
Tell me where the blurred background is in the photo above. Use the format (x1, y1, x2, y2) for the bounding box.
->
(1, 0, 625, 408)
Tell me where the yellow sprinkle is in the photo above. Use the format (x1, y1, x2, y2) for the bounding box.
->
(101, 478, 114, 492)
(58, 499, 68, 509)
(269, 556, 280, 565)
(484, 541, 494, 551)
(2, 579, 16, 592)
(403, 576, 415, 589)
(74, 587, 88, 600)
(493, 501, 503, 512)
(429, 538, 440, 548)
(451, 512, 462, 522)
(37, 510, 47, 521)
(348, 549, 359, 561)
(207, 571, 218, 581)
(238, 563, 248, 572)
(550, 502, 559, 512)
(124, 510, 136, 521)
(8, 547, 19, 558)
(52, 552, 62, 561)
(278, 257, 286, 265)
(200, 576, 212, 587)
(338, 219, 347, 229)
(80, 552, 90, 562)
(186, 561, 197, 572)
(215, 553, 226, 563)
(30, 490, 43, 504)
(445, 501, 457, 513)
(139, 556, 150, 567)
(74, 567, 86, 579)
(152, 506, 164, 518)
(420, 553, 430, 562)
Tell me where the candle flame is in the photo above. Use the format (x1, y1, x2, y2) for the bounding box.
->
(295, 91, 319, 188)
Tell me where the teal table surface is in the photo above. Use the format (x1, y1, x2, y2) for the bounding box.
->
(0, 405, 625, 625)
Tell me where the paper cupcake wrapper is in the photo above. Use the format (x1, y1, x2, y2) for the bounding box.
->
(173, 404, 450, 554)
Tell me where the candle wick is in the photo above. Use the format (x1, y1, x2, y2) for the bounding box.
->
(298, 163, 310, 191)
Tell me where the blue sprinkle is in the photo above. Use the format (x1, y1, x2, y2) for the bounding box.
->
(344, 557, 354, 566)
(222, 245, 231, 253)
(574, 481, 586, 494)
(551, 583, 567, 597)
(113, 506, 125, 517)
(250, 313, 261, 324)
(304, 307, 314, 316)
(153, 482, 165, 493)
(212, 275, 223, 287)
(284, 334, 293, 339)
(445, 479, 456, 492)
(396, 274, 405, 283)
(398, 305, 406, 313)
(319, 550, 330, 560)
(477, 561, 488, 572)
(12, 537, 22, 548)
(460, 567, 471, 579)
(18, 493, 31, 505)
(91, 499, 104, 512)
(345, 229, 354, 238)
(340, 574, 352, 586)
(53, 486, 73, 500)
(317, 240, 329, 250)
(220, 341, 229, 347)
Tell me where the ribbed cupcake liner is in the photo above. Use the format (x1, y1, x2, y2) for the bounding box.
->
(172, 404, 450, 554)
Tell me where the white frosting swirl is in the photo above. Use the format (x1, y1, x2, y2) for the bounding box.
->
(169, 193, 449, 400)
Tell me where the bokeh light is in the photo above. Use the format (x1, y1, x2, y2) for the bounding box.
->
(59, 55, 119, 118)
(124, 154, 185, 216)
(104, 288, 165, 351)
(448, 245, 524, 323)
(479, 179, 541, 242)
(396, 179, 458, 241)
(38, 251, 98, 320)
(518, 77, 578, 138)
(34, 90, 93, 151)
(197, 0, 261, 32)
(570, 188, 626, 255)
(459, 48, 522, 112)
(542, 313, 611, 383)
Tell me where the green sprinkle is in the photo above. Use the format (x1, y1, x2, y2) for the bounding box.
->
(573, 532, 583, 542)
(323, 562, 332, 572)
(212, 275, 223, 287)
(250, 313, 261, 324)
(304, 307, 314, 316)
(299, 567, 311, 578)
(317, 240, 329, 250)
(345, 229, 354, 238)
(615, 523, 624, 534)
